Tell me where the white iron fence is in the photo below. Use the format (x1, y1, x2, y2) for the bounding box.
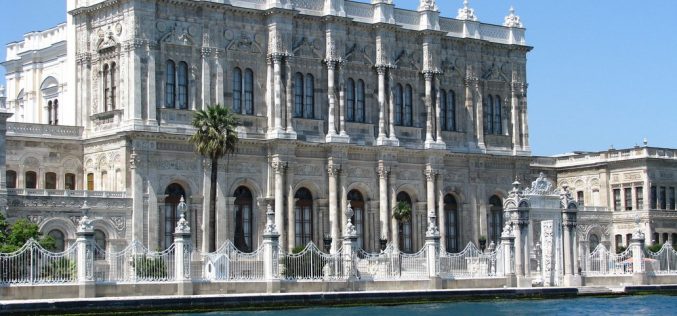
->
(94, 240, 175, 283)
(0, 239, 78, 285)
(583, 244, 633, 276)
(197, 241, 265, 281)
(356, 244, 400, 280)
(645, 243, 677, 275)
(439, 242, 503, 279)
(279, 242, 345, 281)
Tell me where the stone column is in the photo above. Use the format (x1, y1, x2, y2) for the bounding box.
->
(130, 150, 144, 243)
(338, 62, 347, 137)
(271, 54, 284, 136)
(563, 223, 573, 277)
(436, 175, 446, 252)
(520, 83, 530, 151)
(76, 203, 95, 298)
(266, 56, 274, 133)
(630, 214, 648, 285)
(285, 59, 295, 135)
(201, 159, 213, 253)
(376, 66, 388, 144)
(464, 78, 476, 148)
(423, 72, 435, 147)
(515, 209, 530, 287)
(425, 165, 436, 225)
(387, 70, 398, 145)
(201, 48, 211, 110)
(340, 169, 348, 235)
(147, 47, 157, 123)
(214, 51, 224, 106)
(173, 197, 192, 295)
(425, 205, 440, 284)
(326, 61, 338, 138)
(328, 161, 340, 253)
(286, 165, 296, 252)
(0, 111, 11, 212)
(272, 158, 287, 250)
(343, 204, 358, 280)
(510, 82, 520, 154)
(377, 161, 389, 242)
(390, 175, 399, 250)
(434, 76, 444, 146)
(502, 233, 516, 287)
(475, 81, 485, 148)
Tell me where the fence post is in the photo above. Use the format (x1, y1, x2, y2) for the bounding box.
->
(630, 213, 648, 285)
(262, 204, 280, 293)
(343, 204, 358, 283)
(501, 234, 516, 287)
(425, 209, 441, 289)
(174, 196, 193, 295)
(76, 202, 95, 298)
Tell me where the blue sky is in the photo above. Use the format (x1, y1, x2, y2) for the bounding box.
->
(1, 0, 675, 156)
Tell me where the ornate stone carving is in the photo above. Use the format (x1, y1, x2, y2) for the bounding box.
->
(456, 0, 477, 21)
(503, 7, 523, 28)
(523, 172, 555, 195)
(110, 216, 126, 231)
(418, 0, 437, 12)
(263, 204, 278, 235)
(27, 215, 44, 225)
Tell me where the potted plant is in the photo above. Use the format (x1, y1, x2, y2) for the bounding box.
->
(392, 201, 412, 223)
(479, 235, 487, 252)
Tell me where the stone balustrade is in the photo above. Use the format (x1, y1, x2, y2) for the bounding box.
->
(6, 122, 83, 139)
(6, 188, 127, 198)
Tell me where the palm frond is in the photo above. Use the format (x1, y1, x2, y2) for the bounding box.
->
(189, 104, 240, 160)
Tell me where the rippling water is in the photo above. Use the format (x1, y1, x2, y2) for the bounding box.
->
(172, 294, 677, 316)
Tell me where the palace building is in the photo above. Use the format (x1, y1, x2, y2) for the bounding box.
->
(0, 0, 674, 263)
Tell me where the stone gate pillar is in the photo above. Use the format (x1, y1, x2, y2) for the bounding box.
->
(630, 214, 648, 285)
(262, 204, 281, 293)
(173, 196, 193, 295)
(76, 202, 95, 298)
(561, 186, 582, 286)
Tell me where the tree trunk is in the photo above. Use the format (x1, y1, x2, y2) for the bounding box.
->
(209, 157, 218, 252)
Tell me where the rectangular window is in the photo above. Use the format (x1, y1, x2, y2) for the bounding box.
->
(577, 191, 585, 206)
(670, 187, 676, 210)
(636, 187, 644, 210)
(660, 187, 667, 209)
(45, 172, 57, 190)
(626, 233, 632, 246)
(87, 173, 94, 191)
(613, 189, 621, 211)
(65, 173, 76, 190)
(624, 188, 632, 210)
(650, 186, 657, 209)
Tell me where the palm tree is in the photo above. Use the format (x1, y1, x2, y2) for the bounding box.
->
(189, 105, 239, 252)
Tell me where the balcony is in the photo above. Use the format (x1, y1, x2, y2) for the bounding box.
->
(6, 122, 83, 140)
(7, 188, 127, 198)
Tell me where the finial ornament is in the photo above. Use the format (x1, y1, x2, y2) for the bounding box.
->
(78, 201, 94, 233)
(175, 196, 190, 234)
(345, 203, 357, 237)
(632, 213, 645, 240)
(456, 0, 477, 21)
(264, 204, 278, 235)
(418, 0, 437, 11)
(503, 6, 523, 28)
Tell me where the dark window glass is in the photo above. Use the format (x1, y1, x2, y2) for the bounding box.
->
(232, 68, 242, 113)
(110, 63, 116, 110)
(164, 183, 186, 250)
(395, 84, 403, 125)
(624, 188, 632, 210)
(669, 187, 675, 210)
(177, 61, 188, 109)
(444, 194, 458, 253)
(45, 172, 57, 190)
(6, 170, 17, 189)
(94, 230, 106, 260)
(295, 188, 313, 247)
(439, 89, 447, 131)
(103, 64, 110, 112)
(48, 230, 65, 252)
(577, 191, 584, 206)
(25, 171, 37, 189)
(493, 95, 502, 134)
(87, 173, 94, 191)
(65, 173, 76, 190)
(346, 79, 355, 122)
(294, 73, 303, 118)
(589, 234, 600, 253)
(484, 95, 493, 134)
(348, 190, 365, 250)
(356, 80, 365, 123)
(165, 61, 175, 108)
(244, 68, 254, 115)
(304, 74, 314, 118)
(660, 187, 667, 209)
(636, 187, 644, 210)
(488, 195, 503, 244)
(613, 189, 621, 211)
(48, 101, 53, 125)
(396, 192, 413, 253)
(234, 186, 253, 252)
(403, 85, 413, 127)
(650, 186, 657, 209)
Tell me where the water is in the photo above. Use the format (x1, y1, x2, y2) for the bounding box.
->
(171, 294, 677, 316)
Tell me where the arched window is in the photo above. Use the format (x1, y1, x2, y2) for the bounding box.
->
(493, 95, 502, 135)
(244, 68, 254, 115)
(294, 188, 313, 247)
(484, 95, 493, 134)
(403, 85, 413, 127)
(94, 229, 106, 260)
(25, 171, 37, 189)
(86, 173, 94, 191)
(294, 72, 304, 118)
(589, 234, 600, 253)
(110, 63, 116, 110)
(48, 230, 65, 252)
(397, 192, 413, 253)
(394, 84, 403, 125)
(444, 194, 459, 252)
(177, 62, 189, 109)
(304, 74, 314, 118)
(101, 171, 108, 191)
(488, 195, 503, 244)
(348, 190, 365, 250)
(164, 183, 186, 250)
(445, 90, 456, 131)
(355, 80, 365, 123)
(346, 79, 355, 122)
(45, 172, 57, 190)
(234, 186, 253, 252)
(103, 64, 110, 112)
(6, 170, 17, 189)
(232, 67, 242, 113)
(166, 60, 176, 108)
(65, 173, 76, 190)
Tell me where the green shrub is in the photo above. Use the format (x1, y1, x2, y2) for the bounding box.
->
(132, 255, 168, 279)
(40, 257, 76, 280)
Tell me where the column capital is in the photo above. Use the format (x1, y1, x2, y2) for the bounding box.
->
(200, 47, 213, 58)
(377, 164, 390, 179)
(423, 165, 438, 181)
(464, 76, 479, 87)
(327, 163, 341, 177)
(422, 69, 441, 80)
(271, 158, 288, 174)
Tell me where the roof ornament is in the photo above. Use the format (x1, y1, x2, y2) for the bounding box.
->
(418, 0, 437, 11)
(456, 0, 477, 21)
(503, 6, 523, 28)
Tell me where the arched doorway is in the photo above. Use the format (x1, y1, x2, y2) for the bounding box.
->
(397, 192, 413, 253)
(348, 190, 365, 250)
(444, 194, 459, 253)
(294, 188, 313, 247)
(488, 195, 503, 245)
(234, 186, 253, 252)
(163, 183, 186, 250)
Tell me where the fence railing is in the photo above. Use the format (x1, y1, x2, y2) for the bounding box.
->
(645, 243, 677, 275)
(439, 242, 503, 279)
(279, 242, 345, 281)
(197, 241, 265, 281)
(94, 240, 175, 283)
(583, 244, 633, 276)
(356, 244, 400, 280)
(0, 239, 78, 285)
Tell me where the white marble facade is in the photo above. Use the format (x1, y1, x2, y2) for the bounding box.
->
(2, 0, 537, 255)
